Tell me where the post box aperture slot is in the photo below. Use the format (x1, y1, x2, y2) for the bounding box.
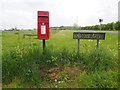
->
(38, 16, 48, 18)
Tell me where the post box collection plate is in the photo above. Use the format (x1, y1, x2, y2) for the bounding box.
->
(41, 25, 46, 35)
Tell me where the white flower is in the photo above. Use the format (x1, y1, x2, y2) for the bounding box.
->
(55, 79, 57, 82)
(58, 81, 61, 83)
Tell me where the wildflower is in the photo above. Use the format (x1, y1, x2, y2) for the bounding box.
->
(58, 81, 61, 83)
(55, 79, 57, 82)
(55, 85, 57, 88)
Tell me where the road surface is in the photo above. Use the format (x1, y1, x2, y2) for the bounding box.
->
(85, 30, 120, 34)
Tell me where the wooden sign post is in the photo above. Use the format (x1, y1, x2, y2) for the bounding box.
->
(73, 32, 105, 53)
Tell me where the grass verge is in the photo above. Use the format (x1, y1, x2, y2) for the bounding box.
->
(2, 45, 118, 88)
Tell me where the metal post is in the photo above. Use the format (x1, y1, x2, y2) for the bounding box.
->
(97, 40, 99, 48)
(43, 39, 45, 51)
(100, 22, 101, 30)
(78, 39, 80, 53)
(113, 22, 115, 30)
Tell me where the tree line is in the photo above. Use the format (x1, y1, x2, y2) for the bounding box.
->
(4, 21, 120, 31)
(50, 21, 120, 31)
(81, 21, 120, 30)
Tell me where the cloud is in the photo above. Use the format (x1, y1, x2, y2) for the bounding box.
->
(0, 0, 119, 29)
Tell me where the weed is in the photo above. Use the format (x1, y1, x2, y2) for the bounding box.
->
(2, 30, 118, 88)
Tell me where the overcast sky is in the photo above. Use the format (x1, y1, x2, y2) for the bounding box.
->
(0, 0, 119, 29)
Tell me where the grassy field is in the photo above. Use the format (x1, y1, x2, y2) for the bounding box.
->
(2, 30, 119, 88)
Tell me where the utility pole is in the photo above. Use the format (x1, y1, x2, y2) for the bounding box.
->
(76, 16, 78, 29)
(113, 22, 115, 30)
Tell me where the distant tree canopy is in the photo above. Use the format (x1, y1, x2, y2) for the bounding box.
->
(8, 27, 18, 31)
(81, 21, 120, 30)
(59, 26, 65, 30)
(50, 21, 120, 31)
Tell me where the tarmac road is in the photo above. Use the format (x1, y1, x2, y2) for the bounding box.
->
(96, 31, 120, 34)
(85, 30, 120, 34)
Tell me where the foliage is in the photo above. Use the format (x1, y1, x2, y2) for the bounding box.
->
(50, 21, 120, 30)
(2, 45, 118, 87)
(81, 21, 120, 30)
(73, 70, 118, 88)
(2, 30, 118, 88)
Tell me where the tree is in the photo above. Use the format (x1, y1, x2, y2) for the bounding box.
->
(73, 23, 78, 30)
(59, 26, 65, 30)
(114, 21, 120, 30)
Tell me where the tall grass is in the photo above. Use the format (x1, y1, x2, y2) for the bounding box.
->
(73, 70, 118, 88)
(2, 30, 118, 88)
(2, 44, 118, 88)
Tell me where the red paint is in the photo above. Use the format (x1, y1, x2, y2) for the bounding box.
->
(37, 11, 49, 39)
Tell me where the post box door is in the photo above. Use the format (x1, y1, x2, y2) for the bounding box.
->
(37, 11, 49, 39)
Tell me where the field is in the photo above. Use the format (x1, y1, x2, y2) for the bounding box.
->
(2, 30, 119, 88)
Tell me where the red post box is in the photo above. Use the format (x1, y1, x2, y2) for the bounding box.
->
(37, 11, 49, 39)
